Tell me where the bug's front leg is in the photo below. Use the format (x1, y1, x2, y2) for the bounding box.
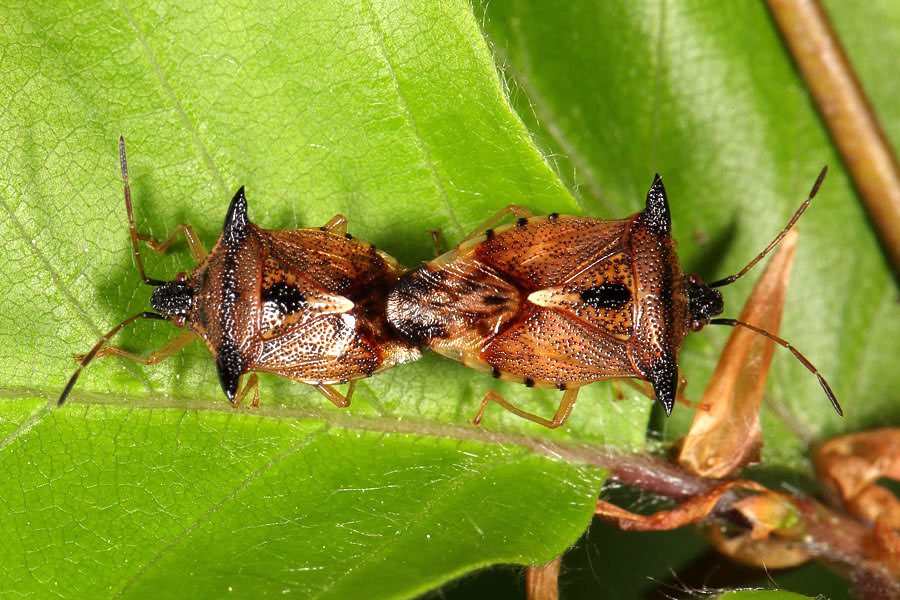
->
(619, 374, 699, 410)
(133, 223, 207, 263)
(119, 137, 208, 270)
(74, 330, 198, 365)
(234, 374, 260, 408)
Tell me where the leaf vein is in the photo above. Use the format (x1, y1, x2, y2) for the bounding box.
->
(118, 0, 229, 198)
(311, 447, 528, 598)
(361, 0, 462, 231)
(112, 424, 330, 597)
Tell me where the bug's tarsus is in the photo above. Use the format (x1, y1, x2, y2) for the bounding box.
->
(709, 317, 842, 416)
(57, 311, 166, 407)
(710, 166, 828, 289)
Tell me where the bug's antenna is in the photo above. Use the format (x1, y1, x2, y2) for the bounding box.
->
(57, 311, 167, 407)
(710, 166, 828, 288)
(709, 317, 842, 416)
(120, 136, 166, 287)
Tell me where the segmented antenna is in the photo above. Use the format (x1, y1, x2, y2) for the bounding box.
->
(710, 166, 828, 288)
(709, 317, 842, 416)
(121, 136, 166, 286)
(57, 312, 166, 406)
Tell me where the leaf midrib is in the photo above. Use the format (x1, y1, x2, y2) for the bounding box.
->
(0, 388, 644, 468)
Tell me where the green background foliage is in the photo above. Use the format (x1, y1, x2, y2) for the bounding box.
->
(1, 0, 897, 598)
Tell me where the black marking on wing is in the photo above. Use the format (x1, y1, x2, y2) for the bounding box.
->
(262, 281, 308, 315)
(579, 282, 631, 310)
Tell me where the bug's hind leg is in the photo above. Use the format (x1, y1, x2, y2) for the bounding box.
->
(314, 381, 357, 408)
(460, 205, 534, 245)
(75, 330, 198, 365)
(471, 387, 580, 429)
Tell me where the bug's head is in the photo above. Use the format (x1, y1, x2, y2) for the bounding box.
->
(686, 274, 724, 332)
(150, 271, 194, 326)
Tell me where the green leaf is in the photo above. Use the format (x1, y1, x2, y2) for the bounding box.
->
(1, 1, 639, 598)
(3, 0, 898, 598)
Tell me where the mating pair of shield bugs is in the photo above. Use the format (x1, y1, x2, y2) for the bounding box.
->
(58, 139, 842, 429)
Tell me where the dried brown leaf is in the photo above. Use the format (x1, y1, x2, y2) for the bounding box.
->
(678, 230, 798, 478)
(594, 480, 767, 531)
(817, 428, 900, 529)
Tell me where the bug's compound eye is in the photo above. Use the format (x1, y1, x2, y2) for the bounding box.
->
(176, 271, 188, 282)
(688, 273, 701, 285)
(172, 315, 187, 328)
(691, 319, 705, 332)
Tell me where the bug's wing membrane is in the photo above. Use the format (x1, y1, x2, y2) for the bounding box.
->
(476, 217, 630, 288)
(388, 257, 523, 349)
(482, 307, 637, 385)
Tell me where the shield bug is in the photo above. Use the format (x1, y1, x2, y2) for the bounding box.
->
(386, 169, 842, 428)
(58, 137, 420, 408)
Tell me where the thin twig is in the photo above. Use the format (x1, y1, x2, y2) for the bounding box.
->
(767, 0, 900, 274)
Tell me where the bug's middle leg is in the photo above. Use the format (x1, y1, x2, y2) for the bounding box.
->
(234, 374, 260, 408)
(471, 387, 580, 429)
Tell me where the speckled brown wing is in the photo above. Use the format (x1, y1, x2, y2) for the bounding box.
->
(256, 256, 354, 341)
(252, 311, 382, 384)
(255, 227, 419, 383)
(474, 215, 630, 288)
(265, 228, 394, 297)
(481, 305, 638, 387)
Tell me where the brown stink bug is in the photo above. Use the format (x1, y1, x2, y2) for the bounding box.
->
(386, 168, 842, 428)
(58, 138, 420, 408)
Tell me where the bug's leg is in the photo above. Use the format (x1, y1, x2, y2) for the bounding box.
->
(314, 382, 355, 408)
(75, 330, 198, 365)
(621, 375, 707, 411)
(119, 137, 208, 269)
(471, 387, 580, 429)
(134, 224, 207, 263)
(674, 370, 707, 410)
(345, 380, 357, 402)
(234, 374, 260, 408)
(610, 380, 627, 402)
(459, 205, 534, 244)
(321, 214, 348, 235)
(430, 230, 444, 256)
(623, 378, 654, 398)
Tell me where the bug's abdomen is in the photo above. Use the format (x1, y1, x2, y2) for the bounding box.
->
(386, 256, 522, 364)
